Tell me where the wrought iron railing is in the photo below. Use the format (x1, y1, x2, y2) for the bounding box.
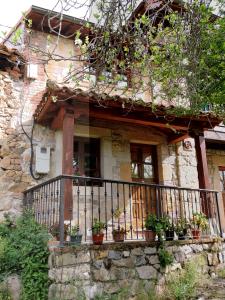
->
(23, 175, 222, 245)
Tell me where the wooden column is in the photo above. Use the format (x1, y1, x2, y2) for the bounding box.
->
(194, 133, 211, 215)
(194, 134, 210, 190)
(62, 109, 74, 220)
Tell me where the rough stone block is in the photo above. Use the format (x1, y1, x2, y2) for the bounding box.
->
(112, 257, 134, 268)
(49, 264, 90, 282)
(136, 265, 158, 279)
(144, 247, 157, 255)
(191, 244, 203, 253)
(147, 255, 160, 265)
(131, 247, 144, 256)
(108, 250, 122, 260)
(134, 255, 147, 266)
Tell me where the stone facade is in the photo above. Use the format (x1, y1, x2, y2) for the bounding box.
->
(48, 240, 225, 299)
(0, 70, 57, 220)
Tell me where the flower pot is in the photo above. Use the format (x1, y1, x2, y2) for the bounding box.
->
(55, 233, 67, 241)
(92, 233, 104, 245)
(178, 233, 186, 240)
(113, 231, 125, 242)
(165, 230, 174, 241)
(192, 229, 201, 240)
(144, 230, 156, 242)
(70, 234, 82, 245)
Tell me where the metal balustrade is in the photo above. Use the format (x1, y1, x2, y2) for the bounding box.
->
(23, 175, 222, 245)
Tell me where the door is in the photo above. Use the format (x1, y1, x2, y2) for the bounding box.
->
(130, 143, 158, 233)
(219, 167, 225, 216)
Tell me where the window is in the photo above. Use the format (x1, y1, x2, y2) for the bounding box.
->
(219, 167, 225, 191)
(130, 143, 158, 183)
(73, 137, 100, 178)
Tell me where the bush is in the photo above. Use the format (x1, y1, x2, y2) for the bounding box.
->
(165, 258, 204, 300)
(0, 211, 49, 300)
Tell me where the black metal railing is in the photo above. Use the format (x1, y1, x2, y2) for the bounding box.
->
(23, 175, 222, 245)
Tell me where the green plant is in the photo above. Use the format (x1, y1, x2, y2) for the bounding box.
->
(92, 219, 105, 234)
(175, 218, 189, 235)
(0, 283, 12, 300)
(49, 223, 69, 237)
(0, 210, 49, 300)
(160, 216, 173, 232)
(165, 258, 205, 300)
(70, 224, 80, 236)
(158, 248, 174, 268)
(145, 214, 158, 231)
(191, 212, 208, 230)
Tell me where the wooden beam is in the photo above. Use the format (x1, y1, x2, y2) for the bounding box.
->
(168, 133, 189, 144)
(62, 110, 74, 220)
(51, 107, 65, 130)
(194, 133, 211, 216)
(88, 110, 188, 131)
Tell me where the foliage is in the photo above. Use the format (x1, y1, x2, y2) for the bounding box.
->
(6, 0, 224, 117)
(165, 257, 205, 300)
(158, 248, 174, 268)
(191, 212, 209, 230)
(175, 218, 190, 235)
(92, 218, 105, 234)
(160, 216, 173, 232)
(49, 223, 69, 237)
(0, 211, 49, 300)
(0, 283, 12, 300)
(70, 224, 80, 236)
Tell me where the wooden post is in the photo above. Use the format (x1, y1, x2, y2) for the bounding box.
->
(62, 109, 74, 220)
(194, 133, 211, 215)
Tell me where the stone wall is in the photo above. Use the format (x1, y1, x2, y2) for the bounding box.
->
(0, 70, 56, 220)
(48, 239, 225, 300)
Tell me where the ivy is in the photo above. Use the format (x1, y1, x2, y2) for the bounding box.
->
(0, 211, 49, 300)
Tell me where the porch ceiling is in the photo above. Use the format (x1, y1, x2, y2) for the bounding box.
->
(34, 83, 222, 143)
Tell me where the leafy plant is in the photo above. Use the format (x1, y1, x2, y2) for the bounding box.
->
(175, 218, 189, 235)
(160, 216, 173, 232)
(70, 224, 80, 236)
(92, 219, 105, 234)
(49, 223, 69, 238)
(165, 258, 206, 300)
(191, 212, 208, 230)
(0, 210, 49, 300)
(158, 248, 173, 268)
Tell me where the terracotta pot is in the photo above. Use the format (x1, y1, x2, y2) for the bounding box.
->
(92, 233, 104, 245)
(55, 233, 67, 241)
(113, 231, 125, 242)
(192, 229, 201, 240)
(144, 230, 156, 242)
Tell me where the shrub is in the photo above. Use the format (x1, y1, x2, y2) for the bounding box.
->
(0, 211, 49, 300)
(165, 258, 204, 300)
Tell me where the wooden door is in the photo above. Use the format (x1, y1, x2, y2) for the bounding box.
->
(219, 167, 225, 216)
(130, 144, 158, 232)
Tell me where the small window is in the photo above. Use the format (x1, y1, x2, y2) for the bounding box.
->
(73, 137, 100, 178)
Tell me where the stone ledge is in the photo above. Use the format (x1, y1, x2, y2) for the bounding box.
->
(49, 237, 225, 253)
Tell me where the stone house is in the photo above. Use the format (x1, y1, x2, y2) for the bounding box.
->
(1, 4, 225, 241)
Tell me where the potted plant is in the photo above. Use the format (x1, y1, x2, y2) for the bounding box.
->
(144, 213, 161, 242)
(50, 223, 69, 241)
(92, 218, 105, 245)
(112, 207, 127, 242)
(175, 218, 189, 240)
(191, 212, 208, 240)
(160, 215, 174, 241)
(112, 226, 126, 242)
(70, 225, 82, 245)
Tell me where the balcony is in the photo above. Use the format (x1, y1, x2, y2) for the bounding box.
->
(23, 175, 222, 246)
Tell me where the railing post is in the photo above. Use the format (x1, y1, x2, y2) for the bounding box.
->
(215, 192, 223, 237)
(59, 177, 65, 246)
